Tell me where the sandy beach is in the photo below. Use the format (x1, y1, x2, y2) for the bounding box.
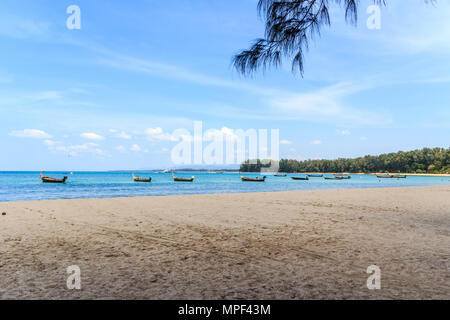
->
(0, 186, 449, 300)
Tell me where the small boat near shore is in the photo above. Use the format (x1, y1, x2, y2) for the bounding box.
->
(40, 172, 68, 183)
(291, 176, 309, 181)
(240, 173, 266, 182)
(376, 174, 394, 178)
(172, 172, 194, 182)
(335, 175, 351, 180)
(132, 174, 152, 182)
(307, 174, 323, 178)
(274, 174, 287, 177)
(325, 175, 351, 180)
(393, 175, 407, 179)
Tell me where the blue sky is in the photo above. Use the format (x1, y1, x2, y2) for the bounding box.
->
(1, 0, 449, 170)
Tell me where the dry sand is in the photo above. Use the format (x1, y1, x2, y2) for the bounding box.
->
(0, 186, 449, 300)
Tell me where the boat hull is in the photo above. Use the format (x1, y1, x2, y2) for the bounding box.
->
(41, 177, 67, 183)
(291, 177, 309, 181)
(133, 178, 152, 182)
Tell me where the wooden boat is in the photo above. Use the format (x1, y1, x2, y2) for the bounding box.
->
(392, 175, 407, 179)
(334, 175, 351, 180)
(40, 172, 68, 183)
(172, 172, 194, 182)
(325, 175, 351, 180)
(376, 174, 394, 178)
(132, 174, 152, 182)
(291, 176, 309, 181)
(240, 173, 266, 182)
(307, 174, 323, 178)
(274, 174, 287, 177)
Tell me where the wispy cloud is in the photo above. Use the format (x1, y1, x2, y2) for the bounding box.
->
(0, 15, 51, 40)
(268, 82, 390, 125)
(44, 140, 105, 157)
(145, 127, 178, 142)
(80, 132, 105, 141)
(337, 129, 351, 136)
(115, 131, 132, 139)
(130, 144, 141, 152)
(8, 129, 52, 139)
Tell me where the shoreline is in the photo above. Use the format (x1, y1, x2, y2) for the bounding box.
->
(2, 184, 449, 204)
(1, 185, 449, 299)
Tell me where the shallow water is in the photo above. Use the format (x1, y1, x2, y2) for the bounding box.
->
(0, 171, 448, 202)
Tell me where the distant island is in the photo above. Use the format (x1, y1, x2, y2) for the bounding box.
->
(240, 147, 450, 174)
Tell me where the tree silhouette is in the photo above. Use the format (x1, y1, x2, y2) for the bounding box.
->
(233, 0, 432, 76)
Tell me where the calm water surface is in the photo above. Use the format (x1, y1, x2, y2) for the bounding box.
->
(0, 171, 448, 202)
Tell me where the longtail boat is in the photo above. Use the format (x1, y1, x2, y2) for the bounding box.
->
(325, 175, 351, 180)
(274, 174, 287, 177)
(132, 174, 152, 182)
(307, 174, 323, 178)
(172, 172, 194, 182)
(334, 175, 351, 180)
(40, 172, 68, 183)
(291, 176, 309, 181)
(376, 174, 394, 178)
(392, 175, 407, 179)
(240, 173, 266, 182)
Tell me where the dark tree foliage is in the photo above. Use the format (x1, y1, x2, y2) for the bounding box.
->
(233, 0, 434, 75)
(240, 148, 450, 173)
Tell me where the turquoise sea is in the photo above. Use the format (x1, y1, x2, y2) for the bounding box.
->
(0, 171, 448, 202)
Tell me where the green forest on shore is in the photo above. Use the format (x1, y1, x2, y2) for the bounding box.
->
(240, 148, 450, 174)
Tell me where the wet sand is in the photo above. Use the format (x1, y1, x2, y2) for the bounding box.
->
(0, 186, 449, 299)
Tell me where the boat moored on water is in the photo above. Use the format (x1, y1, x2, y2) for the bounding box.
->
(307, 174, 323, 178)
(291, 176, 309, 181)
(325, 174, 351, 180)
(334, 175, 351, 180)
(172, 172, 195, 182)
(376, 174, 394, 178)
(240, 173, 266, 182)
(40, 172, 68, 183)
(132, 174, 152, 182)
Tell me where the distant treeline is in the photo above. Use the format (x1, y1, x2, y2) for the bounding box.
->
(240, 148, 450, 174)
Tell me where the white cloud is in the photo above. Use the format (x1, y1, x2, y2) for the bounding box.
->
(280, 140, 292, 145)
(267, 82, 390, 125)
(310, 140, 322, 145)
(130, 144, 141, 152)
(30, 91, 62, 102)
(145, 127, 177, 141)
(203, 127, 238, 142)
(80, 132, 104, 141)
(9, 129, 52, 139)
(337, 130, 351, 136)
(43, 139, 57, 146)
(115, 131, 132, 139)
(46, 141, 104, 157)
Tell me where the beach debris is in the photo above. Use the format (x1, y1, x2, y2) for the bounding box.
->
(1, 212, 5, 216)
